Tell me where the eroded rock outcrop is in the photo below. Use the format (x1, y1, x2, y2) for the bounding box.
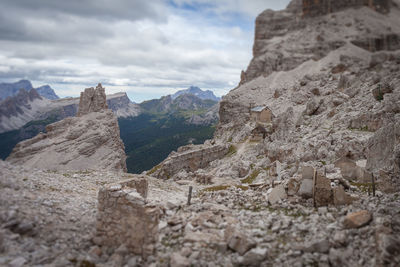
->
(241, 0, 398, 84)
(77, 84, 108, 116)
(6, 84, 127, 172)
(302, 0, 391, 17)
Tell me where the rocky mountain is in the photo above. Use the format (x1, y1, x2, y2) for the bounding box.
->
(0, 80, 33, 100)
(6, 84, 127, 172)
(0, 88, 51, 133)
(0, 80, 59, 100)
(240, 0, 399, 85)
(35, 85, 59, 100)
(1, 1, 400, 267)
(172, 86, 220, 101)
(142, 0, 400, 265)
(121, 93, 218, 173)
(140, 92, 218, 125)
(107, 92, 141, 117)
(0, 90, 140, 134)
(0, 86, 216, 174)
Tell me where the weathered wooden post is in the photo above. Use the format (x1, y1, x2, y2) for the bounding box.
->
(371, 173, 376, 197)
(187, 186, 193, 205)
(312, 169, 317, 208)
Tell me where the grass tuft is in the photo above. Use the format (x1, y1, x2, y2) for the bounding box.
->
(147, 164, 162, 175)
(241, 169, 260, 184)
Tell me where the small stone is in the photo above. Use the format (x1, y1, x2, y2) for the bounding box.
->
(329, 248, 352, 266)
(126, 257, 138, 267)
(303, 240, 331, 254)
(271, 221, 281, 232)
(343, 210, 372, 229)
(318, 207, 328, 214)
(304, 98, 320, 116)
(268, 184, 287, 204)
(314, 174, 333, 207)
(225, 227, 256, 256)
(240, 247, 268, 266)
(170, 252, 190, 267)
(287, 178, 300, 196)
(89, 246, 102, 257)
(9, 257, 26, 267)
(311, 88, 320, 96)
(333, 231, 347, 247)
(180, 247, 192, 257)
(109, 253, 123, 266)
(333, 186, 354, 206)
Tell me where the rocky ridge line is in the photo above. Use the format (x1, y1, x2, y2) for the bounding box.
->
(6, 84, 127, 172)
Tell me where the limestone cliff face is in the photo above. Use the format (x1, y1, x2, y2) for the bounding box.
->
(7, 84, 127, 172)
(106, 92, 141, 118)
(210, 0, 400, 191)
(302, 0, 391, 17)
(241, 0, 398, 85)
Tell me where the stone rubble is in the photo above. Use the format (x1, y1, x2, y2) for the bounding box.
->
(1, 0, 400, 266)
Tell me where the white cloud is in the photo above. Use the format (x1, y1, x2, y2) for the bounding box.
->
(0, 0, 291, 101)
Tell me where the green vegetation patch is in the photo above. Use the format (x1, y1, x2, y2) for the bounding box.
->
(202, 184, 249, 194)
(348, 126, 374, 132)
(147, 164, 162, 175)
(226, 145, 237, 156)
(241, 169, 261, 184)
(234, 185, 249, 191)
(350, 182, 373, 193)
(203, 185, 231, 192)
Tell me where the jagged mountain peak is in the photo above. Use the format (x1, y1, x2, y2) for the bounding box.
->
(172, 86, 220, 101)
(36, 85, 59, 100)
(0, 79, 59, 100)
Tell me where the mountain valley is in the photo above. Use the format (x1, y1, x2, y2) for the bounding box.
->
(0, 83, 219, 173)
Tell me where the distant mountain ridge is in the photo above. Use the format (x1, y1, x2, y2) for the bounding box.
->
(0, 80, 59, 100)
(36, 85, 59, 100)
(0, 89, 140, 134)
(172, 86, 220, 101)
(0, 83, 219, 173)
(139, 92, 218, 126)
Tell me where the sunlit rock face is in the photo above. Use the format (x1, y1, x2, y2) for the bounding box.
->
(7, 84, 127, 172)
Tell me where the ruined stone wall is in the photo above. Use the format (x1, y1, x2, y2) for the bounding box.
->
(152, 144, 229, 179)
(96, 177, 159, 258)
(302, 0, 391, 17)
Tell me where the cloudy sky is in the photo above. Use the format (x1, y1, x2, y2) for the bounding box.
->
(0, 0, 290, 102)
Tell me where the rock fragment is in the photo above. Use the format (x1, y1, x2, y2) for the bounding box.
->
(225, 226, 256, 255)
(268, 184, 287, 204)
(313, 173, 333, 207)
(343, 210, 372, 229)
(170, 252, 190, 267)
